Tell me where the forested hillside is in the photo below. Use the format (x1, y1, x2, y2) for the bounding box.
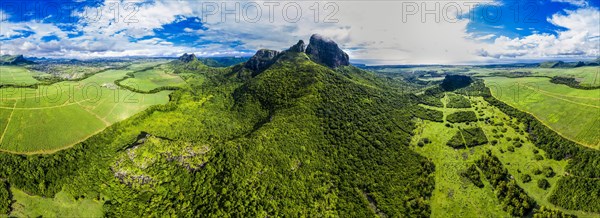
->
(0, 35, 438, 217)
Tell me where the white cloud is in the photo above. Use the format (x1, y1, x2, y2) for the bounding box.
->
(480, 8, 599, 59)
(550, 0, 588, 7)
(0, 0, 598, 64)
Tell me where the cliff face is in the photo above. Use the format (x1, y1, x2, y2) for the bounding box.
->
(288, 40, 306, 53)
(178, 53, 197, 63)
(244, 49, 281, 73)
(305, 34, 349, 68)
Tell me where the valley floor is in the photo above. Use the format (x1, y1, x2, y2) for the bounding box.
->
(411, 94, 599, 217)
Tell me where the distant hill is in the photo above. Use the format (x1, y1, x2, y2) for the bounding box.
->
(539, 60, 597, 68)
(0, 55, 34, 65)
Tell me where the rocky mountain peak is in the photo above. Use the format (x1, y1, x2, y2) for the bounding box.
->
(305, 34, 349, 68)
(179, 53, 197, 63)
(244, 49, 281, 73)
(288, 40, 306, 53)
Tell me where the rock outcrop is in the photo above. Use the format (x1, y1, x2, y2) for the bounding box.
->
(288, 40, 306, 53)
(178, 53, 197, 63)
(244, 49, 281, 73)
(305, 34, 349, 68)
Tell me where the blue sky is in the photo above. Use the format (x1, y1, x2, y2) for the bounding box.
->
(0, 0, 598, 64)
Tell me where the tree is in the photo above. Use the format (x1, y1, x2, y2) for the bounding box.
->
(538, 179, 550, 190)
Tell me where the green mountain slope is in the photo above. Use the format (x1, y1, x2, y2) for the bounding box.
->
(0, 37, 438, 217)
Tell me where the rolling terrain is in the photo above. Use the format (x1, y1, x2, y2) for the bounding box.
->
(0, 36, 598, 217)
(0, 62, 173, 153)
(483, 76, 600, 148)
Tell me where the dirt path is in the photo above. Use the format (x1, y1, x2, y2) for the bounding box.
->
(0, 99, 91, 110)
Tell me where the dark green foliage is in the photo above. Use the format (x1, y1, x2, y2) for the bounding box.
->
(0, 52, 438, 217)
(446, 131, 465, 148)
(0, 181, 11, 214)
(461, 164, 484, 188)
(317, 62, 435, 217)
(533, 206, 577, 218)
(411, 107, 443, 122)
(461, 78, 600, 213)
(446, 128, 488, 149)
(422, 138, 431, 144)
(538, 179, 550, 190)
(534, 154, 544, 160)
(550, 76, 600, 90)
(446, 93, 471, 108)
(549, 177, 600, 213)
(441, 75, 473, 91)
(446, 111, 477, 123)
(521, 174, 531, 183)
(419, 87, 444, 107)
(507, 146, 515, 152)
(543, 166, 555, 178)
(461, 128, 488, 147)
(476, 151, 535, 216)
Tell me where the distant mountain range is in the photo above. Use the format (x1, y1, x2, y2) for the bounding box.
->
(0, 55, 34, 65)
(539, 59, 599, 68)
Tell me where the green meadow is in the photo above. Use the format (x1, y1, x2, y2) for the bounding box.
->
(482, 76, 600, 149)
(121, 66, 186, 92)
(0, 62, 173, 154)
(412, 95, 598, 217)
(9, 188, 103, 217)
(0, 66, 42, 86)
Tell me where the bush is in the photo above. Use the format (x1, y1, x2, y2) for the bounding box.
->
(543, 166, 555, 178)
(538, 179, 550, 190)
(0, 181, 11, 214)
(533, 168, 542, 175)
(507, 146, 515, 152)
(446, 111, 478, 123)
(534, 154, 544, 161)
(461, 164, 484, 188)
(521, 174, 531, 183)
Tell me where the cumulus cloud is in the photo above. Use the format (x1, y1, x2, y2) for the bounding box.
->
(0, 0, 598, 64)
(479, 8, 600, 59)
(550, 0, 588, 7)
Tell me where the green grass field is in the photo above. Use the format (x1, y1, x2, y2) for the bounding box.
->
(412, 95, 599, 217)
(9, 188, 103, 217)
(525, 67, 599, 87)
(482, 76, 600, 149)
(0, 66, 42, 85)
(121, 67, 186, 92)
(0, 62, 173, 154)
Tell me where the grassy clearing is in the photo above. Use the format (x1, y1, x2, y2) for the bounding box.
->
(483, 76, 599, 149)
(9, 188, 103, 217)
(412, 95, 598, 217)
(0, 66, 41, 85)
(121, 67, 185, 92)
(0, 62, 173, 154)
